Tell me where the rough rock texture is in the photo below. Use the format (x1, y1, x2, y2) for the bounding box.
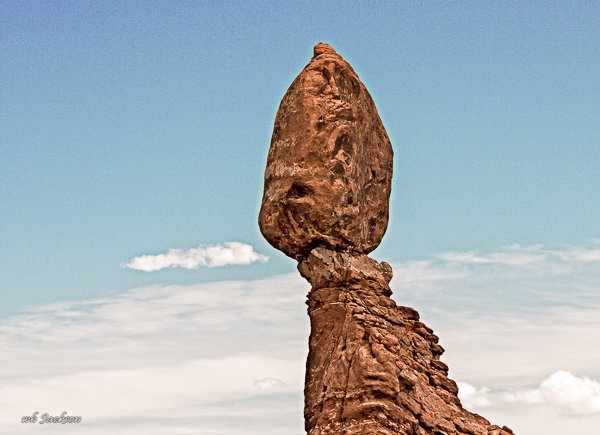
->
(259, 43, 513, 434)
(299, 248, 514, 435)
(259, 43, 393, 261)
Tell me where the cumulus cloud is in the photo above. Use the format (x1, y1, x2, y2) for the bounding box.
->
(123, 242, 268, 272)
(458, 371, 600, 418)
(540, 371, 600, 416)
(2, 241, 600, 434)
(457, 382, 492, 408)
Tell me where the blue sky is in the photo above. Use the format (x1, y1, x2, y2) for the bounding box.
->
(1, 2, 599, 434)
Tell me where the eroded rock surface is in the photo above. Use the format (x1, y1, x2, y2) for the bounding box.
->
(299, 248, 514, 435)
(259, 43, 512, 434)
(259, 43, 393, 260)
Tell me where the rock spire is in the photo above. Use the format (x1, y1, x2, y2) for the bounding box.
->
(259, 43, 513, 435)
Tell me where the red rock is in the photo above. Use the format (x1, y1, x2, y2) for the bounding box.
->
(259, 43, 393, 260)
(454, 417, 488, 435)
(259, 43, 512, 435)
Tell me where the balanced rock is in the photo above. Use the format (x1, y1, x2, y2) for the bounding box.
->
(259, 43, 393, 260)
(258, 43, 513, 435)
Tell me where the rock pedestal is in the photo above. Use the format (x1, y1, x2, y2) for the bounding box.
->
(259, 43, 513, 435)
(299, 248, 513, 434)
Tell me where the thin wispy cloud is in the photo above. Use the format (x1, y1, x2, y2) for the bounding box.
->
(438, 243, 600, 267)
(123, 242, 268, 272)
(254, 378, 287, 390)
(2, 241, 600, 434)
(0, 274, 308, 434)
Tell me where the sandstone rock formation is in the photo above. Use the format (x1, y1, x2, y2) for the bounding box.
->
(259, 43, 513, 435)
(259, 42, 393, 261)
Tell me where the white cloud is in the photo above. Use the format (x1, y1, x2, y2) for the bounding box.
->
(0, 273, 308, 434)
(437, 243, 600, 268)
(438, 247, 547, 266)
(500, 388, 543, 405)
(456, 371, 600, 418)
(2, 241, 600, 434)
(457, 382, 492, 408)
(123, 242, 268, 272)
(254, 378, 286, 390)
(540, 371, 600, 416)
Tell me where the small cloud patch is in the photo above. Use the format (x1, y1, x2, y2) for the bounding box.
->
(123, 242, 268, 272)
(254, 378, 286, 390)
(540, 371, 600, 416)
(457, 382, 492, 408)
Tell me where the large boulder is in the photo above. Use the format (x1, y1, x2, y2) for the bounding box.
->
(259, 43, 393, 260)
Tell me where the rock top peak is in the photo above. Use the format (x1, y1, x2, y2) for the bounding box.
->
(313, 42, 338, 57)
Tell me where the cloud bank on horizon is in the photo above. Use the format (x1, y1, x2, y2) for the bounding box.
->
(459, 370, 600, 417)
(123, 242, 268, 272)
(2, 241, 600, 434)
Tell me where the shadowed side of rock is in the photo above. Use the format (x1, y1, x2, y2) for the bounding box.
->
(299, 248, 514, 435)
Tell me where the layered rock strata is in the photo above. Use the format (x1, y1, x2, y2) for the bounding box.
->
(259, 43, 513, 434)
